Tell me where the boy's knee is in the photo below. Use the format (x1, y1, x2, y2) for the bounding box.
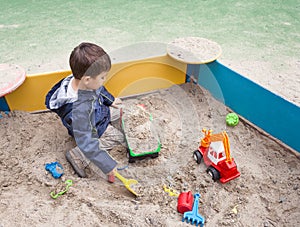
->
(110, 107, 122, 122)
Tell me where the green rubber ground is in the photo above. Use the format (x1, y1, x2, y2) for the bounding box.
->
(0, 0, 299, 76)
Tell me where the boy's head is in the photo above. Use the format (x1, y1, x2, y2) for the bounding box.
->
(69, 42, 111, 80)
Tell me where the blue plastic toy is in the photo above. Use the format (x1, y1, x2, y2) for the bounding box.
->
(182, 193, 205, 227)
(45, 162, 64, 179)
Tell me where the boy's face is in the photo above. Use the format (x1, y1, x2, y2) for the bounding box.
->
(84, 71, 108, 90)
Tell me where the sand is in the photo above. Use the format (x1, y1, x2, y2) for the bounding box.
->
(122, 103, 159, 155)
(0, 82, 299, 227)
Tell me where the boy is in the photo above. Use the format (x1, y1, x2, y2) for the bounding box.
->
(45, 42, 124, 182)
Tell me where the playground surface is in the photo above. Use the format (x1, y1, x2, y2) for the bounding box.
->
(0, 1, 299, 226)
(0, 0, 299, 105)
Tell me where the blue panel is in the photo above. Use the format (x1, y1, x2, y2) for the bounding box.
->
(195, 60, 300, 152)
(186, 64, 200, 83)
(0, 97, 10, 111)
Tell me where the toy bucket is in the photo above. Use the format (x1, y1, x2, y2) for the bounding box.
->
(177, 191, 194, 214)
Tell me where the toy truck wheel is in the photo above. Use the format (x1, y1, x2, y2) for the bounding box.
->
(128, 155, 136, 163)
(193, 150, 203, 164)
(126, 150, 136, 163)
(207, 166, 220, 181)
(151, 153, 159, 159)
(128, 158, 135, 163)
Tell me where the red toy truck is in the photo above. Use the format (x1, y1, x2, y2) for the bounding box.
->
(193, 129, 240, 183)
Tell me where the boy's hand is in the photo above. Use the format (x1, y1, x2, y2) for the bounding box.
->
(111, 98, 122, 108)
(107, 168, 116, 183)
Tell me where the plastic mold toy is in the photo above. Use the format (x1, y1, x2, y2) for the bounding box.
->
(50, 179, 73, 199)
(226, 113, 239, 126)
(45, 162, 64, 179)
(163, 185, 179, 197)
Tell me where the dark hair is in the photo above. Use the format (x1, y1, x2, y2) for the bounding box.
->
(69, 42, 111, 79)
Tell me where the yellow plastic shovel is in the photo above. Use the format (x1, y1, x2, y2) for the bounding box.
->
(115, 171, 139, 196)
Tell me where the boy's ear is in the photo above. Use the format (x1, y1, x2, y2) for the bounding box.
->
(82, 75, 91, 85)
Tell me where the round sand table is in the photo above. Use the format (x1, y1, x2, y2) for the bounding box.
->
(0, 64, 26, 97)
(167, 37, 222, 64)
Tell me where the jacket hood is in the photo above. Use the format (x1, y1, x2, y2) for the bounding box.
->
(46, 75, 77, 110)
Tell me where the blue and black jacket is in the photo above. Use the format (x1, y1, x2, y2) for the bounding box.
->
(45, 75, 115, 138)
(45, 75, 117, 174)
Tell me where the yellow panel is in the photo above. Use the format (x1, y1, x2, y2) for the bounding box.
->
(105, 56, 186, 97)
(5, 71, 71, 111)
(5, 55, 187, 112)
(116, 77, 181, 97)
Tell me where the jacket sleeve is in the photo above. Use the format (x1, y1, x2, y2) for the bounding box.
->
(100, 86, 115, 106)
(72, 90, 117, 174)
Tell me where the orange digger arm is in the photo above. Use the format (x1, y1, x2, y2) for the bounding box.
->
(222, 131, 232, 162)
(201, 128, 212, 148)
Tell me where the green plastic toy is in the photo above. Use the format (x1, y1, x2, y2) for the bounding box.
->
(50, 179, 73, 199)
(226, 113, 239, 126)
(121, 104, 161, 163)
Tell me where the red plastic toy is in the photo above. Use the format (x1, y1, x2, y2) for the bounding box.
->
(177, 191, 194, 214)
(193, 129, 240, 183)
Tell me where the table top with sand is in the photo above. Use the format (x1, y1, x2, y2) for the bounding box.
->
(167, 37, 222, 64)
(0, 64, 25, 97)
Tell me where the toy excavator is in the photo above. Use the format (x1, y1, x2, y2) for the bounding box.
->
(193, 128, 240, 183)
